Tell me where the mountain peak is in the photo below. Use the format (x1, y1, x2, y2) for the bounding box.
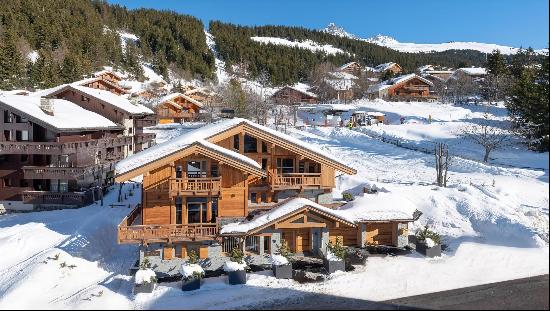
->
(365, 34, 399, 45)
(321, 23, 358, 40)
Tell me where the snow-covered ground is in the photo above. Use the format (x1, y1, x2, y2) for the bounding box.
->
(251, 36, 347, 55)
(0, 100, 548, 309)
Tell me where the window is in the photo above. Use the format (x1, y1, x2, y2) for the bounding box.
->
(175, 165, 183, 179)
(128, 127, 133, 134)
(277, 158, 294, 174)
(186, 161, 206, 178)
(4, 130, 11, 141)
(245, 236, 260, 253)
(244, 134, 257, 153)
(211, 164, 218, 177)
(261, 158, 267, 170)
(250, 192, 257, 202)
(4, 111, 12, 123)
(175, 196, 183, 225)
(262, 142, 267, 153)
(263, 236, 271, 254)
(187, 197, 207, 223)
(222, 237, 241, 253)
(299, 161, 305, 173)
(233, 134, 240, 151)
(211, 199, 218, 223)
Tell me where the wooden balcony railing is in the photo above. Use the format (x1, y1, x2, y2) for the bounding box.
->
(22, 190, 93, 206)
(135, 117, 157, 128)
(157, 111, 196, 119)
(272, 173, 322, 188)
(169, 177, 221, 195)
(134, 133, 156, 144)
(118, 221, 219, 244)
(22, 162, 115, 180)
(0, 136, 133, 155)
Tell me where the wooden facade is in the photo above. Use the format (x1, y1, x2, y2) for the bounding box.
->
(272, 87, 319, 106)
(155, 94, 203, 124)
(386, 76, 432, 99)
(116, 120, 356, 246)
(0, 98, 125, 206)
(338, 62, 363, 76)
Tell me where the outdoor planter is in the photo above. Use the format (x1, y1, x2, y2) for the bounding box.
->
(224, 261, 247, 285)
(416, 242, 442, 258)
(271, 254, 292, 279)
(133, 268, 157, 294)
(323, 257, 345, 274)
(181, 263, 205, 291)
(228, 270, 247, 284)
(272, 264, 292, 279)
(181, 277, 201, 291)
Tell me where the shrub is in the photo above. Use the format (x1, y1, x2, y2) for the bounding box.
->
(188, 250, 199, 265)
(415, 225, 441, 245)
(342, 192, 354, 202)
(229, 246, 245, 264)
(140, 257, 152, 270)
(275, 240, 293, 260)
(327, 237, 347, 260)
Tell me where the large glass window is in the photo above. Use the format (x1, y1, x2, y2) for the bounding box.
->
(211, 199, 218, 223)
(187, 197, 207, 223)
(277, 158, 294, 174)
(233, 134, 240, 151)
(244, 134, 257, 153)
(175, 165, 183, 178)
(186, 161, 206, 178)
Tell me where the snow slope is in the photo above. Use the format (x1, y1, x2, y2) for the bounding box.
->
(251, 36, 347, 55)
(321, 23, 547, 55)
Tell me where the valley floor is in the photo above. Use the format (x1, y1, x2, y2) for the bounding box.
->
(0, 100, 548, 309)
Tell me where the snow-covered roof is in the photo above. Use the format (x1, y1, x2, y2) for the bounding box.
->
(367, 74, 434, 93)
(0, 94, 120, 131)
(337, 62, 360, 71)
(329, 71, 358, 80)
(157, 92, 204, 108)
(374, 62, 400, 72)
(220, 197, 356, 234)
(94, 70, 123, 80)
(276, 84, 318, 99)
(456, 67, 487, 76)
(115, 118, 355, 177)
(33, 84, 153, 116)
(337, 193, 417, 222)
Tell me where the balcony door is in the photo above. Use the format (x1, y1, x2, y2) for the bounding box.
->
(187, 197, 207, 223)
(186, 160, 207, 178)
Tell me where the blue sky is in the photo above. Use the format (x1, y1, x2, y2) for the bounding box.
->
(107, 0, 549, 48)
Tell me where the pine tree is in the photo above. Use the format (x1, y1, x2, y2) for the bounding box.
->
(0, 30, 25, 89)
(60, 53, 83, 83)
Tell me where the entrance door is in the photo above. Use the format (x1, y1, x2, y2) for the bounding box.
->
(282, 229, 311, 254)
(187, 197, 207, 223)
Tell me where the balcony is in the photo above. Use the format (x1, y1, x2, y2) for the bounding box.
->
(118, 207, 219, 244)
(22, 190, 93, 206)
(271, 173, 322, 190)
(134, 133, 156, 144)
(157, 111, 196, 120)
(169, 177, 221, 196)
(0, 141, 77, 155)
(22, 163, 114, 180)
(135, 117, 157, 128)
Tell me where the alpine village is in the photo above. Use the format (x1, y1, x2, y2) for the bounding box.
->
(0, 0, 548, 309)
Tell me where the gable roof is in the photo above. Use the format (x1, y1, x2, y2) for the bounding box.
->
(368, 74, 434, 93)
(33, 84, 153, 116)
(0, 94, 121, 132)
(114, 118, 356, 180)
(374, 62, 402, 72)
(157, 92, 204, 108)
(338, 61, 361, 71)
(274, 85, 318, 99)
(220, 197, 356, 235)
(94, 70, 123, 80)
(455, 67, 487, 76)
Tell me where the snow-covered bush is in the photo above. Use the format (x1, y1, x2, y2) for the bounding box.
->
(416, 225, 441, 245)
(270, 254, 289, 266)
(188, 250, 199, 264)
(326, 237, 346, 260)
(181, 263, 204, 280)
(275, 239, 293, 261)
(135, 268, 157, 285)
(228, 246, 244, 264)
(223, 260, 247, 272)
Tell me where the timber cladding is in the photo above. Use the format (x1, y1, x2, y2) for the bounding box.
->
(365, 222, 398, 246)
(329, 227, 359, 246)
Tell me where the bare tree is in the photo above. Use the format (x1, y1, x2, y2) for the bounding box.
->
(310, 62, 336, 101)
(461, 112, 511, 162)
(447, 74, 480, 104)
(434, 142, 451, 187)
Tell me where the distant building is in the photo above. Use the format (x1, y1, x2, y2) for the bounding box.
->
(450, 67, 487, 83)
(337, 62, 363, 76)
(271, 86, 319, 105)
(373, 62, 403, 75)
(367, 74, 434, 100)
(0, 95, 124, 210)
(322, 72, 358, 102)
(154, 93, 204, 124)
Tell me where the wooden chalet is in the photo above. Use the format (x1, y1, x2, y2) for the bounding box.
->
(337, 62, 363, 76)
(94, 70, 124, 86)
(114, 119, 383, 268)
(367, 74, 434, 100)
(323, 72, 358, 102)
(78, 76, 128, 96)
(155, 93, 203, 124)
(34, 83, 156, 155)
(271, 86, 319, 105)
(374, 62, 403, 75)
(0, 95, 125, 209)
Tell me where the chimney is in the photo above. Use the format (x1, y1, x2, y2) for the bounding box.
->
(40, 97, 54, 116)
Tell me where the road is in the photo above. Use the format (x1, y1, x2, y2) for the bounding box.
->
(246, 275, 549, 310)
